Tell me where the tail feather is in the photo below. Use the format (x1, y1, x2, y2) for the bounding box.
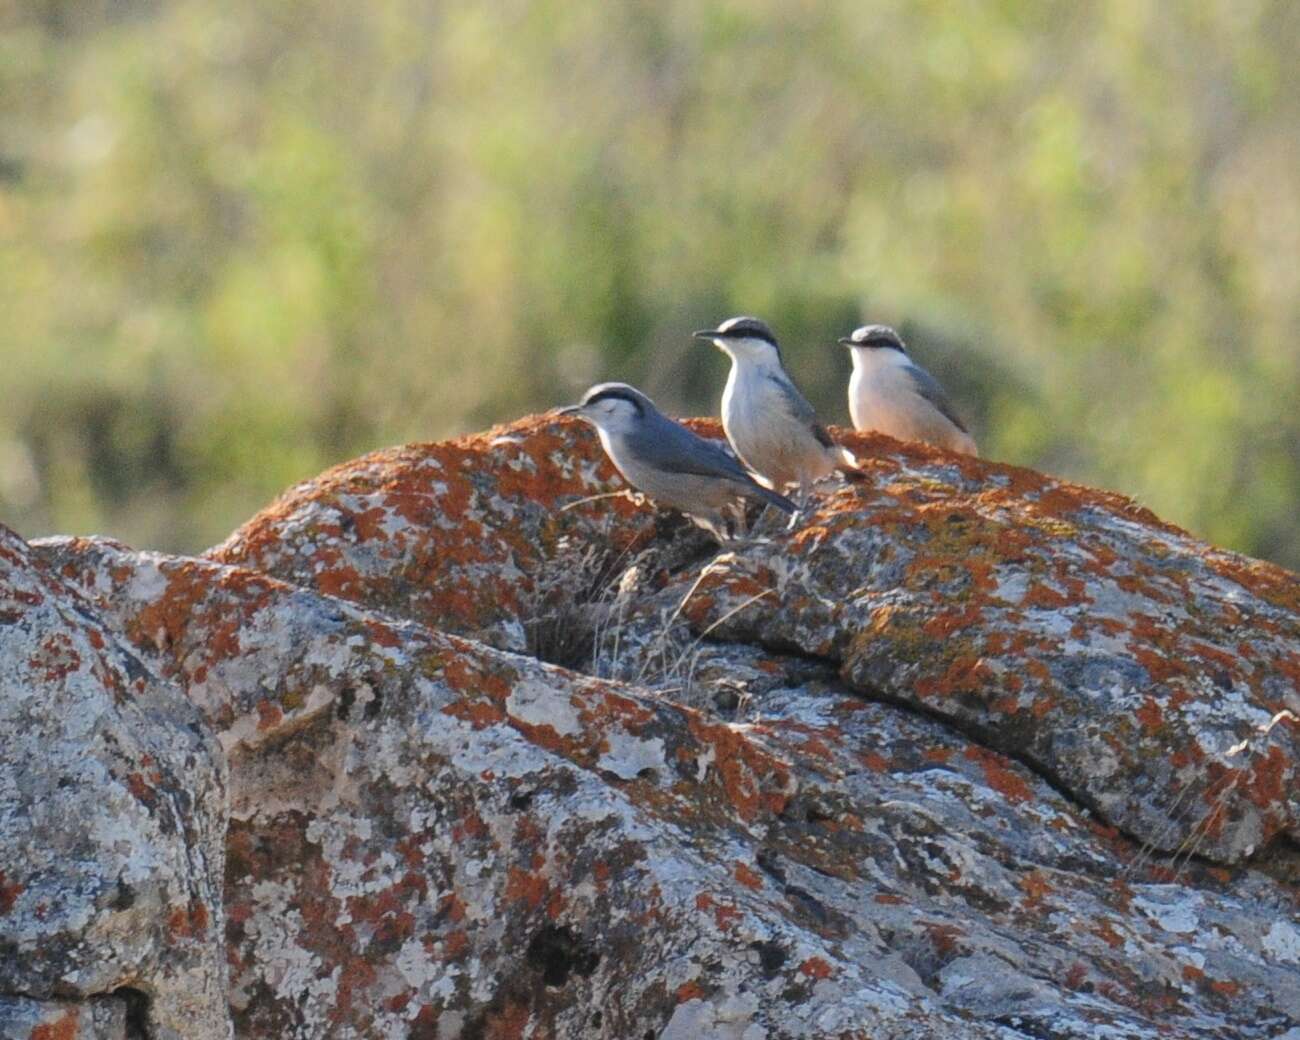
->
(752, 483, 797, 514)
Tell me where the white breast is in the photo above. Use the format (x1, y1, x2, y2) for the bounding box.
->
(722, 362, 834, 488)
(848, 350, 976, 455)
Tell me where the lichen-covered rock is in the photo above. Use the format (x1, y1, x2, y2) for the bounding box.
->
(0, 526, 230, 1040)
(40, 522, 1300, 1039)
(206, 416, 671, 653)
(22, 413, 1300, 1038)
(0, 996, 128, 1040)
(205, 416, 1300, 867)
(680, 431, 1300, 865)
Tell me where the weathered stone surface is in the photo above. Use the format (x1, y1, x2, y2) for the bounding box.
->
(207, 417, 668, 653)
(0, 526, 230, 1040)
(42, 441, 1300, 1040)
(206, 416, 1300, 867)
(0, 996, 128, 1039)
(18, 412, 1300, 1037)
(678, 431, 1300, 865)
(51, 542, 994, 1038)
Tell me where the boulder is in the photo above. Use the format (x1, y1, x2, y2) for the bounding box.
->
(210, 418, 1300, 864)
(0, 526, 229, 1040)
(678, 432, 1300, 865)
(32, 412, 1300, 1038)
(207, 416, 667, 653)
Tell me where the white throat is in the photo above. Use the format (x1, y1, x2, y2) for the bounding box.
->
(850, 347, 911, 377)
(721, 339, 783, 374)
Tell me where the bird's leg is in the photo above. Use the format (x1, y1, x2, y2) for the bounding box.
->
(727, 500, 749, 540)
(787, 478, 813, 530)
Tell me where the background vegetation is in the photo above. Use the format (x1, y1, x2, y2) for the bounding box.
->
(2, 0, 1297, 566)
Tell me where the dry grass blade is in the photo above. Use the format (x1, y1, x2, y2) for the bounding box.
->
(1170, 709, 1299, 880)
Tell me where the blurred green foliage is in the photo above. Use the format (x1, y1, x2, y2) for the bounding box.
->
(2, 0, 1297, 565)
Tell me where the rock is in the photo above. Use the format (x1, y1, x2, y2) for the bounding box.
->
(0, 526, 230, 1040)
(48, 541, 1002, 1038)
(206, 416, 671, 654)
(37, 399, 1300, 1040)
(205, 416, 1300, 866)
(0, 996, 128, 1040)
(677, 430, 1300, 865)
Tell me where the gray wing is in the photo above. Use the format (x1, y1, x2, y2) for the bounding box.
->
(627, 413, 761, 484)
(766, 372, 835, 449)
(627, 414, 797, 513)
(905, 364, 969, 434)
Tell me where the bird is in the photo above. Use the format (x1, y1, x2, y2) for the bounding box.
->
(559, 382, 796, 542)
(838, 324, 977, 456)
(693, 316, 854, 509)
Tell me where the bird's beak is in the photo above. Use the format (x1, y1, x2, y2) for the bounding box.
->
(556, 404, 581, 417)
(692, 329, 721, 341)
(837, 337, 855, 347)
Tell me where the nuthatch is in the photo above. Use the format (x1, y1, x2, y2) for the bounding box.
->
(694, 316, 854, 508)
(560, 382, 795, 541)
(839, 325, 977, 456)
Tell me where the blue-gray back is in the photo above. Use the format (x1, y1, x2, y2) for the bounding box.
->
(627, 409, 758, 483)
(905, 363, 969, 434)
(767, 372, 835, 449)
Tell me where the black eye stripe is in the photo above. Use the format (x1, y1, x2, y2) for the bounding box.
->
(719, 324, 776, 346)
(851, 327, 906, 351)
(584, 388, 644, 413)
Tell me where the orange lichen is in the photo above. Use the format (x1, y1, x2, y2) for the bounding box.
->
(586, 686, 657, 730)
(504, 866, 549, 911)
(1245, 745, 1288, 810)
(686, 714, 791, 822)
(798, 734, 835, 761)
(441, 699, 507, 730)
(30, 1012, 79, 1040)
(440, 929, 470, 961)
(713, 902, 742, 930)
(798, 956, 834, 980)
(1019, 870, 1052, 908)
(1135, 697, 1164, 733)
(1093, 919, 1124, 949)
(363, 618, 403, 649)
(0, 870, 23, 914)
(676, 980, 707, 1003)
(734, 862, 764, 890)
(167, 900, 211, 940)
(1186, 640, 1239, 673)
(922, 605, 985, 638)
(916, 656, 996, 700)
(1021, 582, 1074, 610)
(963, 746, 1035, 804)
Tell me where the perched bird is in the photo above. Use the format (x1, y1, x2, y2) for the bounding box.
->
(694, 316, 854, 507)
(838, 325, 977, 456)
(559, 382, 795, 541)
